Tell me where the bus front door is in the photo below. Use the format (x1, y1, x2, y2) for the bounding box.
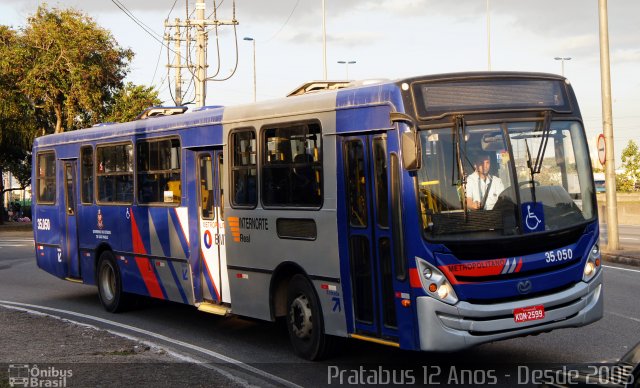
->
(342, 135, 399, 340)
(197, 150, 230, 303)
(62, 160, 81, 279)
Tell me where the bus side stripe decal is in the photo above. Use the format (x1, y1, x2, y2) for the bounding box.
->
(201, 250, 221, 301)
(174, 207, 190, 245)
(131, 209, 165, 299)
(167, 261, 189, 304)
(170, 208, 190, 258)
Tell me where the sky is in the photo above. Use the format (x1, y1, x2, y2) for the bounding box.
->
(1, 0, 638, 166)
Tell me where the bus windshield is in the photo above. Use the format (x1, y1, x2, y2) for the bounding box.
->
(418, 120, 595, 241)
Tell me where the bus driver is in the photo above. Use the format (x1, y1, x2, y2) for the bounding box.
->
(466, 152, 504, 211)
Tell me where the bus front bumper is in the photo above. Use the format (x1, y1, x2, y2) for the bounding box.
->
(416, 270, 603, 352)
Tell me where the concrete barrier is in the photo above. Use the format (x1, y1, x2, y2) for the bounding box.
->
(596, 193, 640, 225)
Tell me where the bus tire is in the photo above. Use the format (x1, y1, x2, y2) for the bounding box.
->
(97, 251, 130, 313)
(286, 274, 333, 360)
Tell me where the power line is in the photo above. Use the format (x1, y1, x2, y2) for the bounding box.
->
(109, 0, 177, 54)
(151, 0, 180, 85)
(263, 0, 300, 44)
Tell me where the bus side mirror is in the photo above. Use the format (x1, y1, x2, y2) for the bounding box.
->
(391, 112, 422, 171)
(401, 131, 421, 171)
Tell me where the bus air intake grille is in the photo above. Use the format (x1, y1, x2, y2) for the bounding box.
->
(276, 218, 317, 240)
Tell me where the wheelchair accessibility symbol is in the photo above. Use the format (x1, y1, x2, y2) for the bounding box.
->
(522, 202, 545, 233)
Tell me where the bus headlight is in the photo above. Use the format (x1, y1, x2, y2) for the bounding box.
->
(583, 243, 601, 282)
(415, 257, 458, 305)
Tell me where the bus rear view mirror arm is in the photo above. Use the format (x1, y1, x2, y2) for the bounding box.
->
(390, 112, 422, 171)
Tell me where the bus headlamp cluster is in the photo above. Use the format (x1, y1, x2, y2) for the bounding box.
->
(583, 243, 601, 282)
(415, 257, 458, 305)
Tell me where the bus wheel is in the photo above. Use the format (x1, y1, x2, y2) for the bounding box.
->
(286, 274, 332, 360)
(97, 251, 128, 313)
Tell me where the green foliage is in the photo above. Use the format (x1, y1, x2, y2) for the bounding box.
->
(105, 82, 162, 123)
(18, 6, 134, 133)
(1, 25, 37, 221)
(621, 140, 640, 185)
(616, 173, 635, 193)
(0, 6, 163, 222)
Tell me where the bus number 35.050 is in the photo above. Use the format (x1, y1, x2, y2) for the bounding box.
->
(545, 248, 573, 263)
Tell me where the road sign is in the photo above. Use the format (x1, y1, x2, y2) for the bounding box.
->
(597, 134, 606, 165)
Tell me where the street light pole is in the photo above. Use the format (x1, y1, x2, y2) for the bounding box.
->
(598, 0, 619, 251)
(554, 56, 571, 77)
(486, 0, 491, 71)
(243, 37, 256, 102)
(322, 0, 327, 80)
(337, 60, 356, 80)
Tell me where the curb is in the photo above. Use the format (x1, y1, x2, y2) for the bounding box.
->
(0, 223, 32, 232)
(602, 253, 640, 268)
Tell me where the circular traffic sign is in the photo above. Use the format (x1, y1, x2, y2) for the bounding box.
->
(597, 134, 606, 166)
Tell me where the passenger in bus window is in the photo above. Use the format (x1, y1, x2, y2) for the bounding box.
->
(292, 153, 314, 203)
(466, 153, 504, 211)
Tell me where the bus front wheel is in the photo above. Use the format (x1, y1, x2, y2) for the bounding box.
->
(286, 274, 333, 360)
(97, 251, 129, 313)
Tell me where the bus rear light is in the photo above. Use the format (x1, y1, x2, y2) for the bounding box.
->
(415, 256, 458, 305)
(401, 299, 411, 308)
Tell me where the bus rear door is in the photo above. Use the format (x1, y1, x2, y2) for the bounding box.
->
(62, 159, 81, 280)
(196, 149, 230, 303)
(341, 135, 399, 341)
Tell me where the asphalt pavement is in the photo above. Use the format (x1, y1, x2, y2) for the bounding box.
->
(1, 222, 639, 387)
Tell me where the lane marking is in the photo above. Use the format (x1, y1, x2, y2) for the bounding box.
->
(603, 265, 640, 274)
(0, 303, 257, 388)
(0, 300, 300, 388)
(607, 311, 640, 324)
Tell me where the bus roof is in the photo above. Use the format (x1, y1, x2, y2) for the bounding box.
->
(32, 71, 573, 149)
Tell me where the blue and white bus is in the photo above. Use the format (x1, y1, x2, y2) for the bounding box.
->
(32, 72, 602, 360)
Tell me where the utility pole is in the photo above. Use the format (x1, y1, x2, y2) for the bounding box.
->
(195, 0, 207, 108)
(598, 0, 619, 251)
(165, 0, 238, 108)
(165, 20, 185, 106)
(175, 24, 182, 106)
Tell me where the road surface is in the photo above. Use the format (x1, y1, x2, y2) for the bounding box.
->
(1, 231, 639, 386)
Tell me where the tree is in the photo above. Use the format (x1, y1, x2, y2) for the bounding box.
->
(0, 7, 158, 223)
(616, 174, 635, 193)
(621, 140, 640, 189)
(18, 6, 133, 133)
(105, 82, 162, 123)
(0, 26, 38, 223)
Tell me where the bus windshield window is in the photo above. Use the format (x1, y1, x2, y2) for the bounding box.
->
(418, 120, 595, 240)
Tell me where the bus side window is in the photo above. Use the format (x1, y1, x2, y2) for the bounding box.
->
(81, 146, 94, 204)
(261, 122, 322, 208)
(231, 130, 257, 207)
(36, 151, 56, 204)
(136, 138, 181, 205)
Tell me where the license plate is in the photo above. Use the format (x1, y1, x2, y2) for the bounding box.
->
(513, 305, 545, 323)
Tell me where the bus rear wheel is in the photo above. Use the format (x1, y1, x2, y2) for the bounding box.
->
(97, 251, 130, 313)
(286, 274, 333, 360)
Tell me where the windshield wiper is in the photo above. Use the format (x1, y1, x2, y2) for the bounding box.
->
(523, 111, 552, 203)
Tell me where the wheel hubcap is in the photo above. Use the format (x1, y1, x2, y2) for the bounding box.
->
(290, 294, 313, 339)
